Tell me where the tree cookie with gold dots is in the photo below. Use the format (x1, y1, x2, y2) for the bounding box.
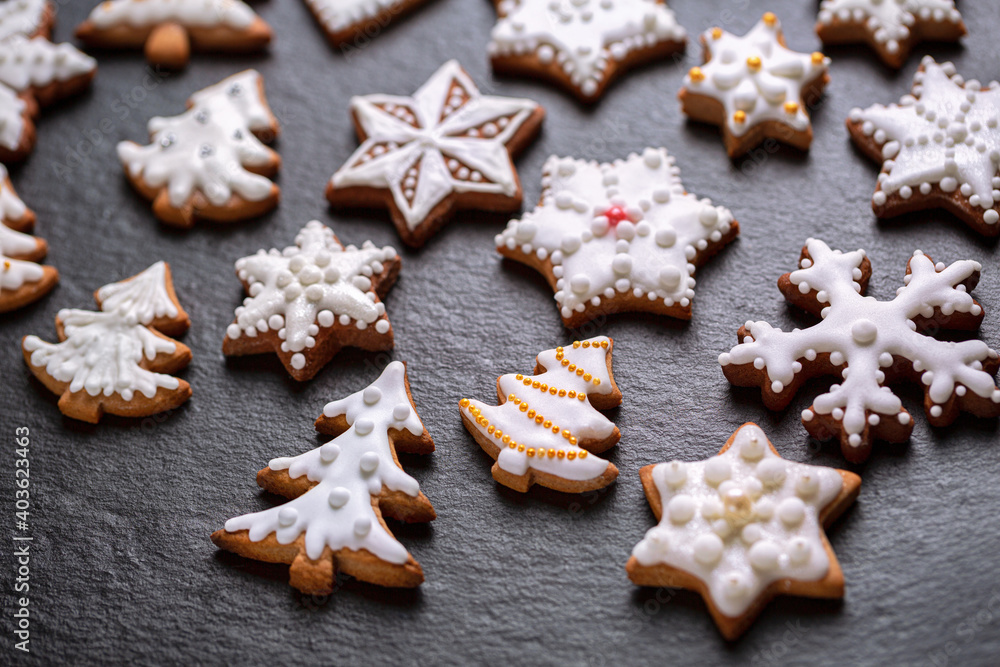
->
(679, 13, 830, 158)
(627, 423, 861, 640)
(460, 336, 621, 493)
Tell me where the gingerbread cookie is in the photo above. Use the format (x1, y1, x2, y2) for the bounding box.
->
(223, 220, 399, 381)
(302, 0, 433, 48)
(627, 423, 861, 640)
(847, 57, 1000, 236)
(326, 60, 544, 248)
(22, 262, 192, 423)
(680, 13, 830, 158)
(117, 70, 280, 228)
(488, 0, 686, 103)
(75, 0, 272, 70)
(460, 337, 621, 493)
(816, 1, 965, 68)
(495, 148, 738, 328)
(719, 238, 1000, 463)
(212, 361, 435, 594)
(0, 166, 56, 312)
(0, 1, 97, 162)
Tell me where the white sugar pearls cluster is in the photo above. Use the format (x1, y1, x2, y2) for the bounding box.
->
(817, 1, 962, 57)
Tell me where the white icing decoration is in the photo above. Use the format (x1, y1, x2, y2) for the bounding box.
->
(224, 361, 424, 564)
(97, 261, 179, 324)
(495, 148, 734, 320)
(0, 164, 43, 294)
(817, 0, 963, 58)
(0, 163, 27, 222)
(631, 424, 844, 617)
(685, 16, 829, 137)
(228, 220, 396, 361)
(719, 239, 1000, 441)
(22, 264, 185, 401)
(304, 0, 410, 34)
(330, 60, 540, 230)
(849, 58, 1000, 224)
(489, 0, 686, 99)
(117, 70, 277, 209)
(464, 337, 616, 482)
(0, 0, 47, 41)
(86, 0, 257, 30)
(0, 79, 25, 150)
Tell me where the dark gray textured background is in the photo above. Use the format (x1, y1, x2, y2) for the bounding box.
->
(2, 0, 999, 664)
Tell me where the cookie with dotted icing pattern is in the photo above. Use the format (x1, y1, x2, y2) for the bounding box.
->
(0, 165, 56, 312)
(75, 0, 271, 70)
(627, 423, 861, 640)
(223, 221, 400, 381)
(816, 0, 965, 69)
(488, 0, 686, 103)
(117, 70, 280, 228)
(22, 262, 192, 423)
(496, 147, 739, 328)
(326, 60, 544, 248)
(679, 13, 830, 158)
(847, 57, 1000, 236)
(460, 337, 621, 493)
(212, 360, 435, 594)
(302, 0, 434, 49)
(719, 238, 1000, 463)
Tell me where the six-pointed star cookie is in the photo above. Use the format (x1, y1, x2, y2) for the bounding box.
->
(816, 0, 965, 68)
(848, 57, 1000, 236)
(680, 13, 830, 158)
(495, 148, 739, 328)
(326, 60, 544, 248)
(488, 0, 686, 102)
(627, 423, 861, 640)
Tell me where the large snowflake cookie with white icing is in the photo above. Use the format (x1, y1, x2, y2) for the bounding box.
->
(326, 60, 544, 248)
(816, 0, 965, 68)
(0, 165, 56, 312)
(495, 147, 738, 328)
(680, 13, 830, 158)
(488, 0, 686, 102)
(22, 262, 192, 423)
(848, 57, 1000, 237)
(117, 70, 280, 228)
(76, 0, 272, 70)
(0, 0, 97, 162)
(460, 337, 621, 493)
(719, 238, 1000, 463)
(302, 0, 434, 48)
(627, 423, 861, 640)
(223, 221, 400, 381)
(213, 360, 436, 594)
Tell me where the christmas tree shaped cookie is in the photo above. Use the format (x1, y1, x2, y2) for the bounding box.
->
(213, 361, 436, 594)
(302, 0, 433, 48)
(223, 221, 400, 381)
(0, 165, 57, 312)
(76, 0, 272, 70)
(627, 423, 861, 640)
(22, 262, 192, 423)
(117, 70, 280, 228)
(719, 238, 1000, 463)
(460, 337, 621, 493)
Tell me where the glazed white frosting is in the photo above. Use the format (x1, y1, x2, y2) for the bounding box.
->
(817, 0, 962, 57)
(0, 80, 24, 150)
(0, 0, 47, 41)
(464, 337, 616, 482)
(495, 148, 734, 320)
(0, 226, 42, 290)
(304, 0, 403, 33)
(0, 163, 28, 222)
(23, 263, 186, 401)
(0, 35, 98, 93)
(86, 0, 258, 30)
(224, 361, 425, 564)
(719, 238, 1000, 446)
(848, 57, 1000, 226)
(489, 0, 685, 99)
(330, 60, 540, 230)
(226, 221, 397, 372)
(684, 15, 829, 138)
(631, 424, 844, 618)
(117, 70, 277, 209)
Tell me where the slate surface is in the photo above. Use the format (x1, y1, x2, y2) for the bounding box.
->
(2, 1, 999, 665)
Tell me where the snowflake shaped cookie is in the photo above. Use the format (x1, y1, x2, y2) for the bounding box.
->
(326, 60, 544, 248)
(488, 0, 686, 102)
(495, 147, 739, 328)
(302, 0, 434, 48)
(848, 58, 1000, 236)
(223, 221, 400, 381)
(719, 238, 1000, 463)
(680, 13, 830, 157)
(816, 0, 965, 68)
(627, 423, 861, 640)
